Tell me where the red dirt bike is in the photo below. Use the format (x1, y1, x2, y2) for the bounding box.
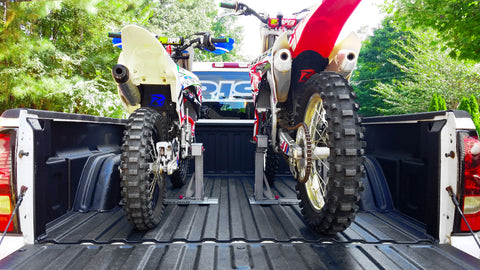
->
(221, 0, 365, 234)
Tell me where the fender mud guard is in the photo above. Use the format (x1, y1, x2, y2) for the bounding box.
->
(289, 0, 361, 58)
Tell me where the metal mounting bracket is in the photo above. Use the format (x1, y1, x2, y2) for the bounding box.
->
(164, 143, 218, 205)
(249, 135, 300, 205)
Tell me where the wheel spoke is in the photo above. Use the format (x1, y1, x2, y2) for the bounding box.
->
(303, 94, 330, 211)
(307, 172, 325, 209)
(149, 138, 158, 160)
(147, 137, 160, 200)
(294, 73, 363, 234)
(149, 173, 158, 199)
(312, 163, 328, 194)
(310, 105, 328, 147)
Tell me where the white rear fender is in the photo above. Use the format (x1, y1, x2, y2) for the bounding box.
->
(118, 25, 180, 107)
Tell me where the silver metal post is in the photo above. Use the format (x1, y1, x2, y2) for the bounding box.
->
(193, 143, 204, 200)
(164, 143, 217, 205)
(255, 135, 268, 201)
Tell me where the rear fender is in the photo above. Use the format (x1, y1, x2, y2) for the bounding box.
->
(289, 0, 361, 59)
(118, 25, 180, 111)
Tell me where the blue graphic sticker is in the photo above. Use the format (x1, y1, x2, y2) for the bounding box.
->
(149, 94, 166, 107)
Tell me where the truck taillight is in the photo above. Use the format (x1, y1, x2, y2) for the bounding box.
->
(461, 136, 480, 232)
(0, 133, 15, 233)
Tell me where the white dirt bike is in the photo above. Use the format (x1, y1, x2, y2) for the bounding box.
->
(109, 25, 232, 230)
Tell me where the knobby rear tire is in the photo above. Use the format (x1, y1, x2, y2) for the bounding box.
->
(120, 107, 167, 230)
(293, 72, 365, 234)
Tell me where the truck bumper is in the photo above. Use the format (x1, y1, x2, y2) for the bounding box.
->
(0, 236, 24, 260)
(451, 233, 480, 259)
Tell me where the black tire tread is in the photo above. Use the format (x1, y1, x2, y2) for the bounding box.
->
(170, 159, 189, 188)
(120, 108, 167, 230)
(293, 72, 364, 234)
(265, 146, 279, 185)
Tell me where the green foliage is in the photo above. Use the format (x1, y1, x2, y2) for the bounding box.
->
(457, 95, 480, 134)
(371, 28, 480, 115)
(353, 1, 480, 117)
(1, 0, 241, 117)
(469, 95, 480, 134)
(392, 0, 480, 61)
(351, 18, 414, 116)
(428, 93, 447, 111)
(146, 0, 242, 62)
(458, 97, 472, 113)
(0, 0, 147, 117)
(439, 96, 447, 111)
(428, 93, 439, 111)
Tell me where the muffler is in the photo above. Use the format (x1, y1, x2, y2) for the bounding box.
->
(273, 48, 292, 102)
(112, 64, 141, 107)
(325, 49, 358, 78)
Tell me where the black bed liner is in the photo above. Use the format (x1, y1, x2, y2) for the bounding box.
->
(2, 176, 479, 269)
(2, 242, 475, 270)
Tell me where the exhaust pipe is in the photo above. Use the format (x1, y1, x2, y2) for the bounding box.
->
(112, 64, 141, 107)
(273, 48, 292, 103)
(325, 49, 358, 78)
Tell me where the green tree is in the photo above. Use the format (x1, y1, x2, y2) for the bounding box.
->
(372, 28, 480, 115)
(1, 0, 148, 117)
(391, 0, 480, 61)
(469, 95, 480, 134)
(351, 17, 413, 116)
(457, 96, 480, 134)
(428, 93, 439, 111)
(439, 95, 447, 111)
(428, 93, 447, 112)
(458, 97, 472, 113)
(146, 0, 242, 62)
(1, 0, 241, 117)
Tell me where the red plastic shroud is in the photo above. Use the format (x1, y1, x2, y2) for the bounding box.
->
(289, 0, 362, 58)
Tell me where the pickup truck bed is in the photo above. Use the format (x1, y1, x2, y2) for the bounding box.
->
(2, 175, 478, 269)
(1, 111, 479, 269)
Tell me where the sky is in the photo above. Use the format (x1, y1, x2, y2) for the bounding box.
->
(214, 0, 385, 59)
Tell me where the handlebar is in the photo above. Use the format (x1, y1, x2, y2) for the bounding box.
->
(157, 36, 184, 45)
(219, 2, 237, 10)
(108, 32, 121, 39)
(220, 2, 267, 24)
(108, 32, 227, 46)
(211, 37, 229, 43)
(108, 30, 231, 59)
